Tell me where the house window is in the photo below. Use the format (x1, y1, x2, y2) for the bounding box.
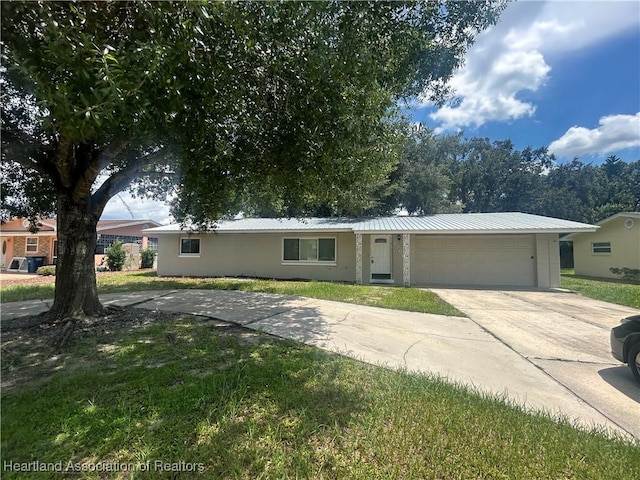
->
(592, 242, 611, 254)
(26, 237, 38, 253)
(283, 238, 336, 263)
(180, 238, 200, 256)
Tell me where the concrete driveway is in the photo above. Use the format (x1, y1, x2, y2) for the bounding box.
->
(2, 288, 638, 439)
(430, 288, 640, 440)
(125, 289, 640, 438)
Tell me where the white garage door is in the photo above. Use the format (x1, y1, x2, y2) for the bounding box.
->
(412, 235, 536, 287)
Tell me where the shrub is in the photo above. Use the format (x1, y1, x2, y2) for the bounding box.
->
(609, 267, 640, 283)
(140, 247, 156, 269)
(36, 265, 56, 276)
(105, 240, 127, 271)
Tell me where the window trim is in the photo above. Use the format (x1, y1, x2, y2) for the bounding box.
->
(179, 237, 201, 257)
(25, 237, 38, 253)
(591, 241, 611, 255)
(281, 237, 337, 265)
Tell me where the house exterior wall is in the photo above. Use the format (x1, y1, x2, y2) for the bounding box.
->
(2, 234, 56, 264)
(156, 232, 357, 281)
(535, 233, 561, 288)
(573, 216, 640, 279)
(156, 230, 562, 288)
(99, 223, 158, 237)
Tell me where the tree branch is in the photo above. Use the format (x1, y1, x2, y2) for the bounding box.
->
(70, 138, 132, 204)
(90, 159, 145, 216)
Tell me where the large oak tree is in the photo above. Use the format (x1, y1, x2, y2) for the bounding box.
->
(1, 0, 505, 326)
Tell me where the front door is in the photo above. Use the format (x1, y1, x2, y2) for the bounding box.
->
(370, 235, 392, 281)
(1, 240, 6, 270)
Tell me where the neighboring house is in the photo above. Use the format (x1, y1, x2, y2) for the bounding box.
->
(0, 218, 162, 272)
(565, 212, 640, 280)
(144, 212, 598, 288)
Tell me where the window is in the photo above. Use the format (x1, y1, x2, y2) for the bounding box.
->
(283, 238, 335, 263)
(592, 242, 611, 254)
(147, 237, 159, 251)
(26, 237, 38, 253)
(96, 234, 142, 252)
(180, 237, 200, 255)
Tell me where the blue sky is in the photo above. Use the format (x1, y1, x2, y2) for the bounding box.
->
(412, 0, 640, 164)
(104, 0, 640, 223)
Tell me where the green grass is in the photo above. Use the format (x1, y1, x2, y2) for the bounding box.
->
(2, 314, 638, 479)
(561, 269, 640, 309)
(0, 271, 463, 316)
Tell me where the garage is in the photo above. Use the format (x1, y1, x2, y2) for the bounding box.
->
(412, 234, 537, 287)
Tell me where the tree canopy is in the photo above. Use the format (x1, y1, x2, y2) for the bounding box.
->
(386, 127, 639, 222)
(1, 0, 506, 326)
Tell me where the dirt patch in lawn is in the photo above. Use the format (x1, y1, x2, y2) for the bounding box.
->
(1, 307, 263, 394)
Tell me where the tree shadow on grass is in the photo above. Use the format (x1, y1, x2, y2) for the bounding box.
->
(1, 310, 367, 478)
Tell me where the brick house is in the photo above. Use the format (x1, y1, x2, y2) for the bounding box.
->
(0, 218, 161, 272)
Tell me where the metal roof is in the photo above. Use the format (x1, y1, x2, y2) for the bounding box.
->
(144, 213, 598, 235)
(351, 212, 597, 234)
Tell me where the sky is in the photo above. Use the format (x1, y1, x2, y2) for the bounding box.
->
(103, 0, 640, 224)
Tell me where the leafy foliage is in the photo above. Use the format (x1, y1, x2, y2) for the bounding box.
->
(36, 265, 56, 276)
(386, 128, 638, 221)
(105, 240, 126, 272)
(1, 0, 507, 223)
(140, 247, 155, 269)
(609, 267, 640, 283)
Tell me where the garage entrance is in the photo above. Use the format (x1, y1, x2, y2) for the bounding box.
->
(412, 235, 536, 287)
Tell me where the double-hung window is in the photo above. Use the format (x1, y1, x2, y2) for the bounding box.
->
(180, 237, 201, 256)
(283, 238, 336, 263)
(591, 242, 611, 254)
(26, 237, 38, 253)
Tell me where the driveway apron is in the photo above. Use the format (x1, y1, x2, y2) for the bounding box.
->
(430, 288, 640, 440)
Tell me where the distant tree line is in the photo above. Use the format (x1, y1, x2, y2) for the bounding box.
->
(248, 125, 639, 224)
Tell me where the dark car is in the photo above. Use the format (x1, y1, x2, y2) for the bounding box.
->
(610, 315, 640, 384)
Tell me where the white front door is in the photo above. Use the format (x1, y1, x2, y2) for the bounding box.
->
(1, 240, 6, 269)
(370, 235, 392, 280)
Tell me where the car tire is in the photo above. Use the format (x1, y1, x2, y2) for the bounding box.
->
(628, 342, 640, 384)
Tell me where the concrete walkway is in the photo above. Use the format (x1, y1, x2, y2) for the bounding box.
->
(1, 288, 638, 440)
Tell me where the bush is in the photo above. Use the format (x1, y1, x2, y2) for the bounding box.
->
(105, 240, 127, 271)
(36, 265, 56, 276)
(610, 267, 640, 283)
(140, 247, 156, 269)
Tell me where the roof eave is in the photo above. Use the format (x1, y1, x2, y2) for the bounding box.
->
(143, 228, 354, 234)
(352, 228, 599, 235)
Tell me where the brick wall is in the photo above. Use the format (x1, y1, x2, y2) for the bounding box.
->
(12, 236, 54, 263)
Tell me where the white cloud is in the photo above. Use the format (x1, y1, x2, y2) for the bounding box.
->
(425, 0, 640, 132)
(548, 112, 640, 158)
(102, 192, 174, 224)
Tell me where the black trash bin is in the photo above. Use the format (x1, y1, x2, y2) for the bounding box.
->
(27, 256, 47, 273)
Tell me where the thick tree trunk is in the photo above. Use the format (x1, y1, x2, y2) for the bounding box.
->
(44, 192, 105, 323)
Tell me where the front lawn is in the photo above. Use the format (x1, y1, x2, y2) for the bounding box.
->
(0, 271, 463, 317)
(2, 310, 638, 479)
(561, 270, 640, 309)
